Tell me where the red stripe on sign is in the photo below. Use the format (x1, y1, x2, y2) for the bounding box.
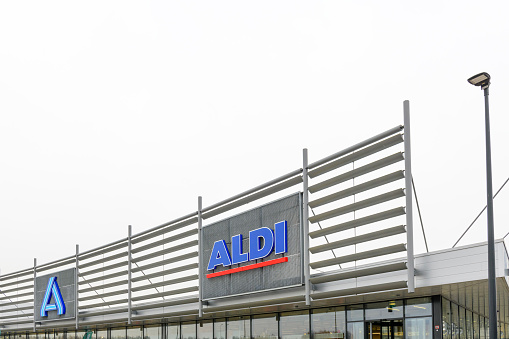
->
(206, 257, 288, 278)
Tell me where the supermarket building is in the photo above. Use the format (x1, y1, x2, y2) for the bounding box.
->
(1, 102, 509, 339)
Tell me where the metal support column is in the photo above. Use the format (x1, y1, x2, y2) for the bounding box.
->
(75, 244, 79, 330)
(198, 196, 203, 317)
(128, 225, 132, 325)
(33, 258, 36, 332)
(303, 148, 311, 305)
(483, 87, 498, 339)
(403, 100, 415, 293)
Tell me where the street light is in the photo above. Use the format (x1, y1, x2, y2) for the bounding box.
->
(468, 72, 491, 89)
(468, 71, 497, 339)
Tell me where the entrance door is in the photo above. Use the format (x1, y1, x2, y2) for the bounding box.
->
(366, 320, 403, 339)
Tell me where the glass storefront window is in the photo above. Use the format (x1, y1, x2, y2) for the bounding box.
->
(96, 330, 107, 339)
(214, 319, 226, 339)
(346, 305, 363, 322)
(405, 298, 432, 317)
(395, 322, 404, 339)
(346, 322, 363, 339)
(280, 311, 310, 339)
(227, 317, 249, 339)
(21, 299, 500, 339)
(168, 324, 180, 339)
(311, 307, 346, 339)
(451, 303, 459, 339)
(111, 329, 126, 339)
(365, 301, 403, 320)
(459, 307, 466, 339)
(473, 313, 480, 339)
(252, 314, 278, 339)
(182, 322, 196, 339)
(144, 326, 161, 339)
(443, 299, 451, 339)
(405, 317, 432, 339)
(480, 317, 486, 339)
(128, 328, 142, 339)
(466, 311, 473, 339)
(198, 321, 213, 339)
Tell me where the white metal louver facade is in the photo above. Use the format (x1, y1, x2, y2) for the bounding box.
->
(0, 101, 416, 332)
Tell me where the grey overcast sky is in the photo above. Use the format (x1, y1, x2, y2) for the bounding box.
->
(1, 1, 509, 275)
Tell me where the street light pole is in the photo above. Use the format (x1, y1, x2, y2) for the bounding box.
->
(468, 72, 497, 339)
(483, 83, 498, 339)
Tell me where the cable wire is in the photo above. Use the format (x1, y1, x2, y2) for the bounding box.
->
(412, 177, 429, 253)
(453, 176, 509, 248)
(310, 208, 342, 269)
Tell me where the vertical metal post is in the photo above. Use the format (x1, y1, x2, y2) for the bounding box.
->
(403, 100, 415, 293)
(198, 196, 203, 318)
(302, 148, 311, 305)
(128, 225, 132, 325)
(483, 87, 498, 339)
(33, 258, 37, 332)
(75, 245, 79, 330)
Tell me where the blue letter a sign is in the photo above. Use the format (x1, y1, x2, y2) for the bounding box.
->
(40, 277, 66, 317)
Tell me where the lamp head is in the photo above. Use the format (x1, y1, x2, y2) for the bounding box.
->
(468, 72, 490, 90)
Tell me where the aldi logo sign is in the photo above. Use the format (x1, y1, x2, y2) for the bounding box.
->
(34, 268, 76, 321)
(207, 221, 288, 278)
(202, 193, 303, 299)
(40, 277, 66, 316)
